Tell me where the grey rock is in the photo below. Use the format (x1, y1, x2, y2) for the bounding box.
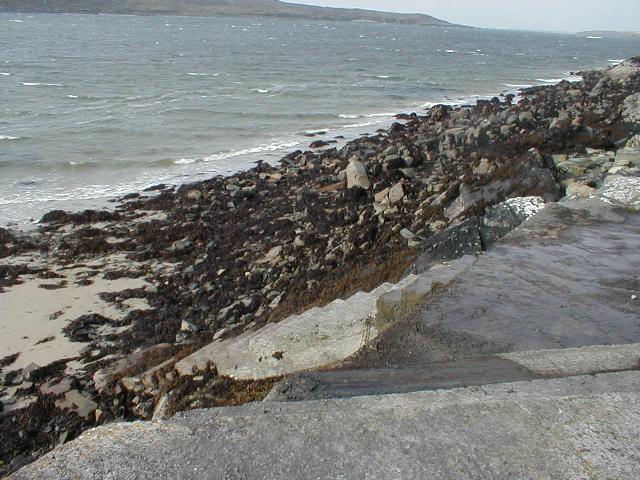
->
(399, 228, 415, 240)
(622, 92, 640, 125)
(170, 239, 192, 252)
(387, 182, 405, 204)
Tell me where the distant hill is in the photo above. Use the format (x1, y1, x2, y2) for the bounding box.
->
(0, 0, 454, 26)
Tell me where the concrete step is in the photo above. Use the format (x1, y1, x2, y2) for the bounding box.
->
(175, 264, 469, 379)
(265, 343, 640, 402)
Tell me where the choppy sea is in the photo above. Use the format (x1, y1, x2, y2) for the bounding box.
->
(1, 12, 640, 224)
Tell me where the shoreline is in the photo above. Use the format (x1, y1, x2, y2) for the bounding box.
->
(1, 68, 593, 229)
(1, 56, 639, 476)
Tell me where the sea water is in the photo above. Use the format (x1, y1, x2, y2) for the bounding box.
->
(1, 12, 640, 224)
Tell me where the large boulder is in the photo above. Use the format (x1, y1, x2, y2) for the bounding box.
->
(345, 158, 371, 190)
(606, 58, 640, 83)
(623, 93, 640, 127)
(480, 197, 546, 249)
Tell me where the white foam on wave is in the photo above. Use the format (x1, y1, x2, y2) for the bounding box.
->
(0, 135, 21, 141)
(8, 19, 24, 23)
(338, 112, 396, 121)
(344, 121, 379, 129)
(445, 49, 458, 54)
(67, 94, 79, 98)
(21, 82, 64, 87)
(361, 74, 391, 79)
(587, 36, 602, 39)
(609, 59, 625, 64)
(201, 140, 301, 162)
(187, 72, 219, 77)
(252, 88, 271, 94)
(422, 94, 485, 109)
(0, 72, 9, 76)
(503, 83, 533, 89)
(364, 112, 397, 118)
(169, 141, 305, 167)
(174, 158, 196, 165)
(304, 129, 329, 135)
(536, 74, 581, 84)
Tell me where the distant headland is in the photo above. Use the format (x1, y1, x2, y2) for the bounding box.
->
(0, 0, 455, 26)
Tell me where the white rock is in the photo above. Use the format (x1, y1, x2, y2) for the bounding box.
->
(345, 159, 371, 190)
(181, 320, 198, 333)
(473, 158, 491, 175)
(626, 135, 640, 150)
(186, 190, 202, 201)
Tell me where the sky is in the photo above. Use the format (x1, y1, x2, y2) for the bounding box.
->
(287, 0, 640, 33)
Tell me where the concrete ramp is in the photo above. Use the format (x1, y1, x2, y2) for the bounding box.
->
(175, 258, 473, 380)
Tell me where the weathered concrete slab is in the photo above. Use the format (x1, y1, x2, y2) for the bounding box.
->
(265, 343, 640, 402)
(499, 343, 640, 377)
(12, 371, 640, 480)
(352, 207, 640, 368)
(175, 259, 473, 380)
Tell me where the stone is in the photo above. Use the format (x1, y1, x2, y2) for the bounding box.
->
(479, 197, 546, 250)
(400, 229, 415, 240)
(152, 391, 178, 421)
(399, 168, 416, 179)
(444, 184, 495, 220)
(387, 183, 405, 205)
(555, 160, 589, 176)
(564, 180, 596, 198)
(473, 158, 491, 175)
(597, 174, 640, 210)
(186, 190, 202, 202)
(54, 390, 97, 419)
(374, 188, 390, 204)
(614, 150, 640, 168)
(171, 239, 192, 252)
(180, 321, 198, 333)
(260, 246, 283, 265)
(626, 135, 640, 150)
(93, 344, 174, 394)
(40, 377, 73, 396)
(345, 159, 371, 190)
(622, 92, 640, 125)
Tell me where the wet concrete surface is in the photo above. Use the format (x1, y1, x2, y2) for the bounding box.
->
(352, 203, 640, 366)
(271, 200, 640, 400)
(265, 356, 538, 401)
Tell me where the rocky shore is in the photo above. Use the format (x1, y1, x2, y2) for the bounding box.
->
(1, 57, 639, 476)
